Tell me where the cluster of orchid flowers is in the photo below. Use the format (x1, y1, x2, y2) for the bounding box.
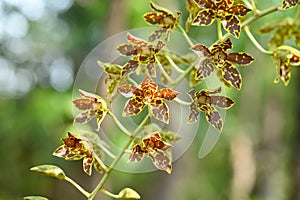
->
(52, 0, 300, 175)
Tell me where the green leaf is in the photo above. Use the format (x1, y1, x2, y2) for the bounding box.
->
(118, 188, 141, 199)
(30, 165, 66, 180)
(23, 196, 49, 200)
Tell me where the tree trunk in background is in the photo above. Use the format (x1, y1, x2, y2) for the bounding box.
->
(106, 0, 128, 36)
(289, 75, 300, 200)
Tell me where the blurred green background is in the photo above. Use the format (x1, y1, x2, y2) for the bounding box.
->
(0, 0, 300, 199)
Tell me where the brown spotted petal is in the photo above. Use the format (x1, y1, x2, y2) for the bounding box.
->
(228, 4, 251, 16)
(195, 58, 215, 80)
(62, 132, 82, 148)
(73, 99, 94, 110)
(210, 95, 235, 108)
(150, 100, 169, 123)
(149, 28, 167, 42)
(143, 133, 172, 151)
(212, 38, 233, 52)
(83, 152, 94, 176)
(117, 44, 137, 56)
(123, 98, 145, 117)
(141, 76, 158, 93)
(118, 84, 138, 98)
(53, 145, 69, 158)
(222, 15, 241, 38)
(153, 88, 180, 101)
(144, 13, 163, 25)
(219, 62, 242, 89)
(278, 61, 292, 85)
(74, 111, 91, 124)
(188, 101, 200, 123)
(149, 150, 172, 174)
(127, 33, 148, 46)
(191, 44, 211, 57)
(282, 0, 299, 10)
(205, 106, 223, 132)
(227, 52, 254, 65)
(121, 59, 139, 76)
(194, 0, 216, 9)
(193, 9, 216, 26)
(147, 62, 156, 77)
(129, 145, 145, 162)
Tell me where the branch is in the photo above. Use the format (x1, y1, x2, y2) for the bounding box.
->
(108, 110, 132, 137)
(244, 25, 273, 55)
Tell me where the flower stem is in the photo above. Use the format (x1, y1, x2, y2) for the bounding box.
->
(88, 114, 150, 200)
(244, 26, 272, 55)
(177, 24, 194, 47)
(65, 176, 90, 198)
(166, 55, 185, 74)
(174, 97, 191, 106)
(156, 57, 175, 85)
(100, 188, 120, 199)
(242, 4, 281, 27)
(108, 111, 132, 137)
(173, 59, 197, 88)
(217, 20, 223, 42)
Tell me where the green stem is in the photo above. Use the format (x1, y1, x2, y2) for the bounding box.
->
(177, 24, 194, 47)
(88, 114, 150, 200)
(250, 0, 258, 15)
(96, 140, 116, 159)
(294, 6, 300, 23)
(108, 111, 132, 137)
(174, 97, 191, 106)
(244, 26, 272, 55)
(242, 4, 281, 27)
(217, 20, 223, 42)
(128, 76, 138, 86)
(156, 57, 175, 85)
(100, 188, 120, 199)
(166, 55, 185, 74)
(173, 60, 197, 88)
(65, 176, 90, 198)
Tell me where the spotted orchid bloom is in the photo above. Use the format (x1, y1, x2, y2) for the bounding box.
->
(188, 87, 235, 132)
(72, 89, 108, 130)
(144, 2, 181, 41)
(192, 0, 251, 38)
(117, 33, 165, 77)
(53, 132, 96, 176)
(129, 133, 173, 174)
(117, 76, 179, 124)
(273, 46, 300, 86)
(191, 38, 254, 89)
